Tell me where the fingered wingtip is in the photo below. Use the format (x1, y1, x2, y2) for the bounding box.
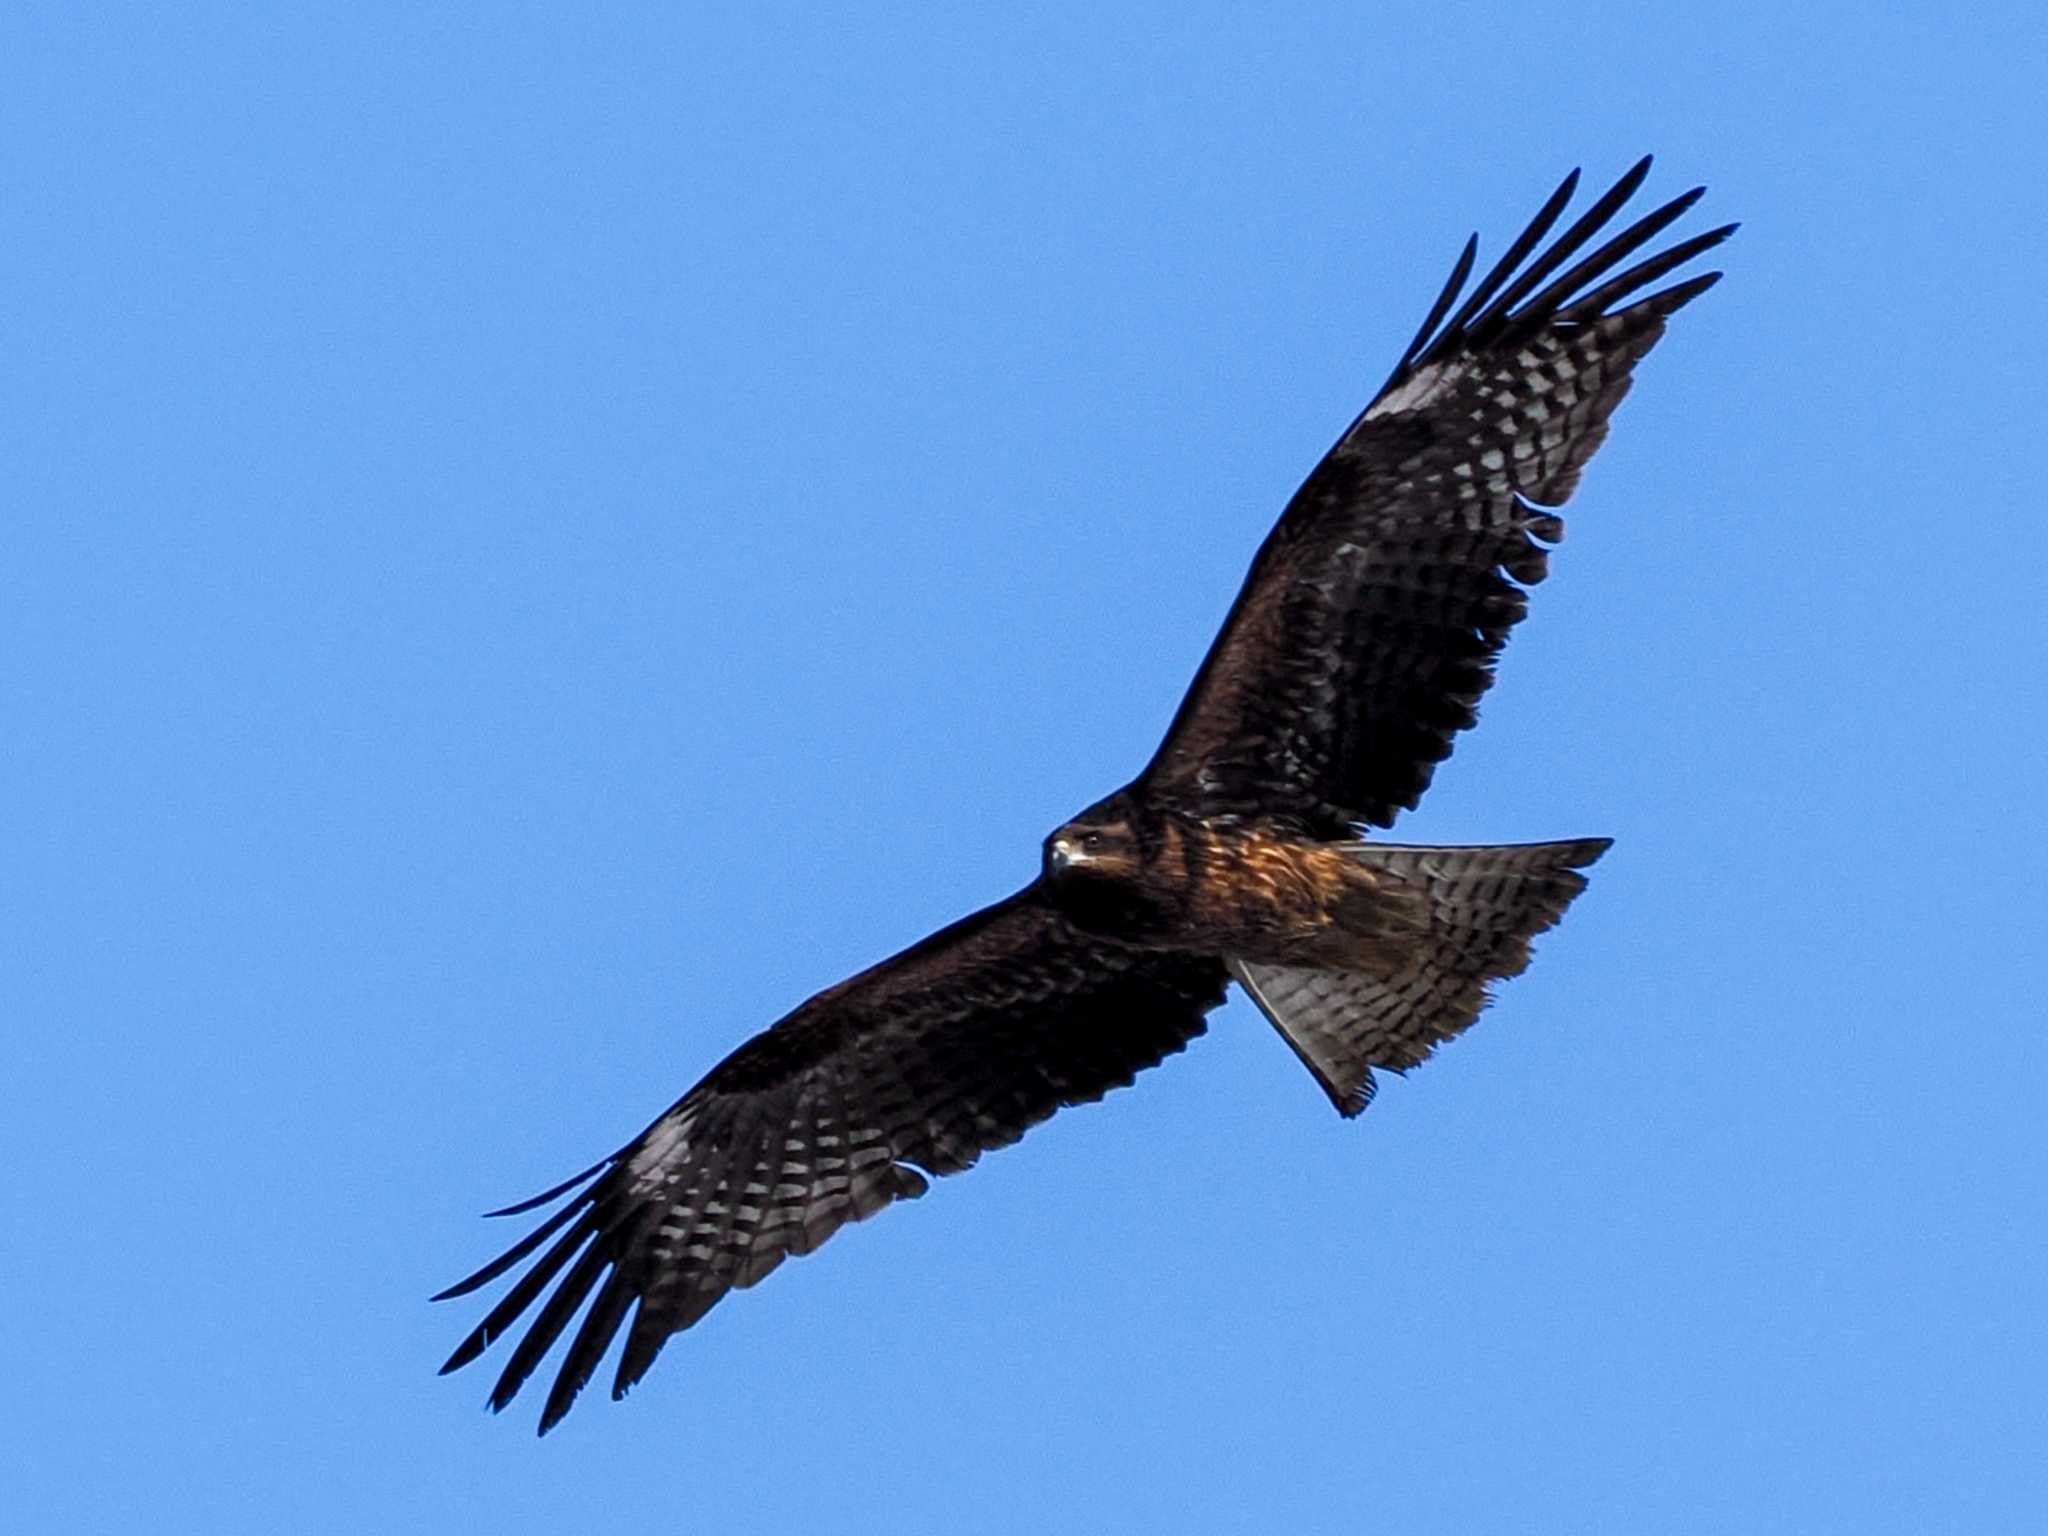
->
(479, 1154, 614, 1218)
(438, 1335, 484, 1375)
(430, 1268, 493, 1303)
(1608, 155, 1654, 200)
(1665, 185, 1708, 218)
(1668, 269, 1728, 305)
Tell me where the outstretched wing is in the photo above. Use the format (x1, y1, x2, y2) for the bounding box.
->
(435, 888, 1227, 1433)
(1143, 157, 1733, 829)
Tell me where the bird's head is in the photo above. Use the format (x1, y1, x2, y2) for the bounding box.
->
(1044, 813, 1142, 885)
(1044, 802, 1180, 935)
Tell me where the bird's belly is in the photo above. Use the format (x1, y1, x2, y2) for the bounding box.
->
(1180, 825, 1425, 971)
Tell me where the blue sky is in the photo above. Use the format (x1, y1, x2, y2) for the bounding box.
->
(6, 4, 2044, 1532)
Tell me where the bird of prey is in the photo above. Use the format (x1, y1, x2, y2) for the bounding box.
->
(437, 157, 1732, 1433)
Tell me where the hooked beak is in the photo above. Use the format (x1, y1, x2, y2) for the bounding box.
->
(1047, 837, 1080, 875)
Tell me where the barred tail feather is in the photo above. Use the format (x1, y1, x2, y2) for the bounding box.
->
(1230, 838, 1609, 1116)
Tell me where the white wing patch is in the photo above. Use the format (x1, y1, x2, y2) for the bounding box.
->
(625, 1104, 699, 1194)
(1363, 357, 1468, 421)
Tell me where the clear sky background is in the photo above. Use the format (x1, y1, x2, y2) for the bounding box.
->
(6, 4, 2044, 1532)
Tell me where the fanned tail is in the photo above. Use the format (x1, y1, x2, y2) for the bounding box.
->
(1231, 838, 1609, 1116)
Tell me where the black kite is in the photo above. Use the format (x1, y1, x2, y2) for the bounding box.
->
(437, 158, 1732, 1433)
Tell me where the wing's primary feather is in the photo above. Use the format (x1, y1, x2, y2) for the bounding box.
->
(1143, 158, 1733, 829)
(435, 888, 1228, 1433)
(1422, 165, 1580, 371)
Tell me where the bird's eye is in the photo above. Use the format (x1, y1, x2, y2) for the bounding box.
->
(1081, 831, 1105, 852)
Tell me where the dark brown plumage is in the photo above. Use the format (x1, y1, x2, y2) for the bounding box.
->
(437, 158, 1731, 1433)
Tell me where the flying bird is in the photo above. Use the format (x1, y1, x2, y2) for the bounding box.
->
(437, 157, 1732, 1433)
